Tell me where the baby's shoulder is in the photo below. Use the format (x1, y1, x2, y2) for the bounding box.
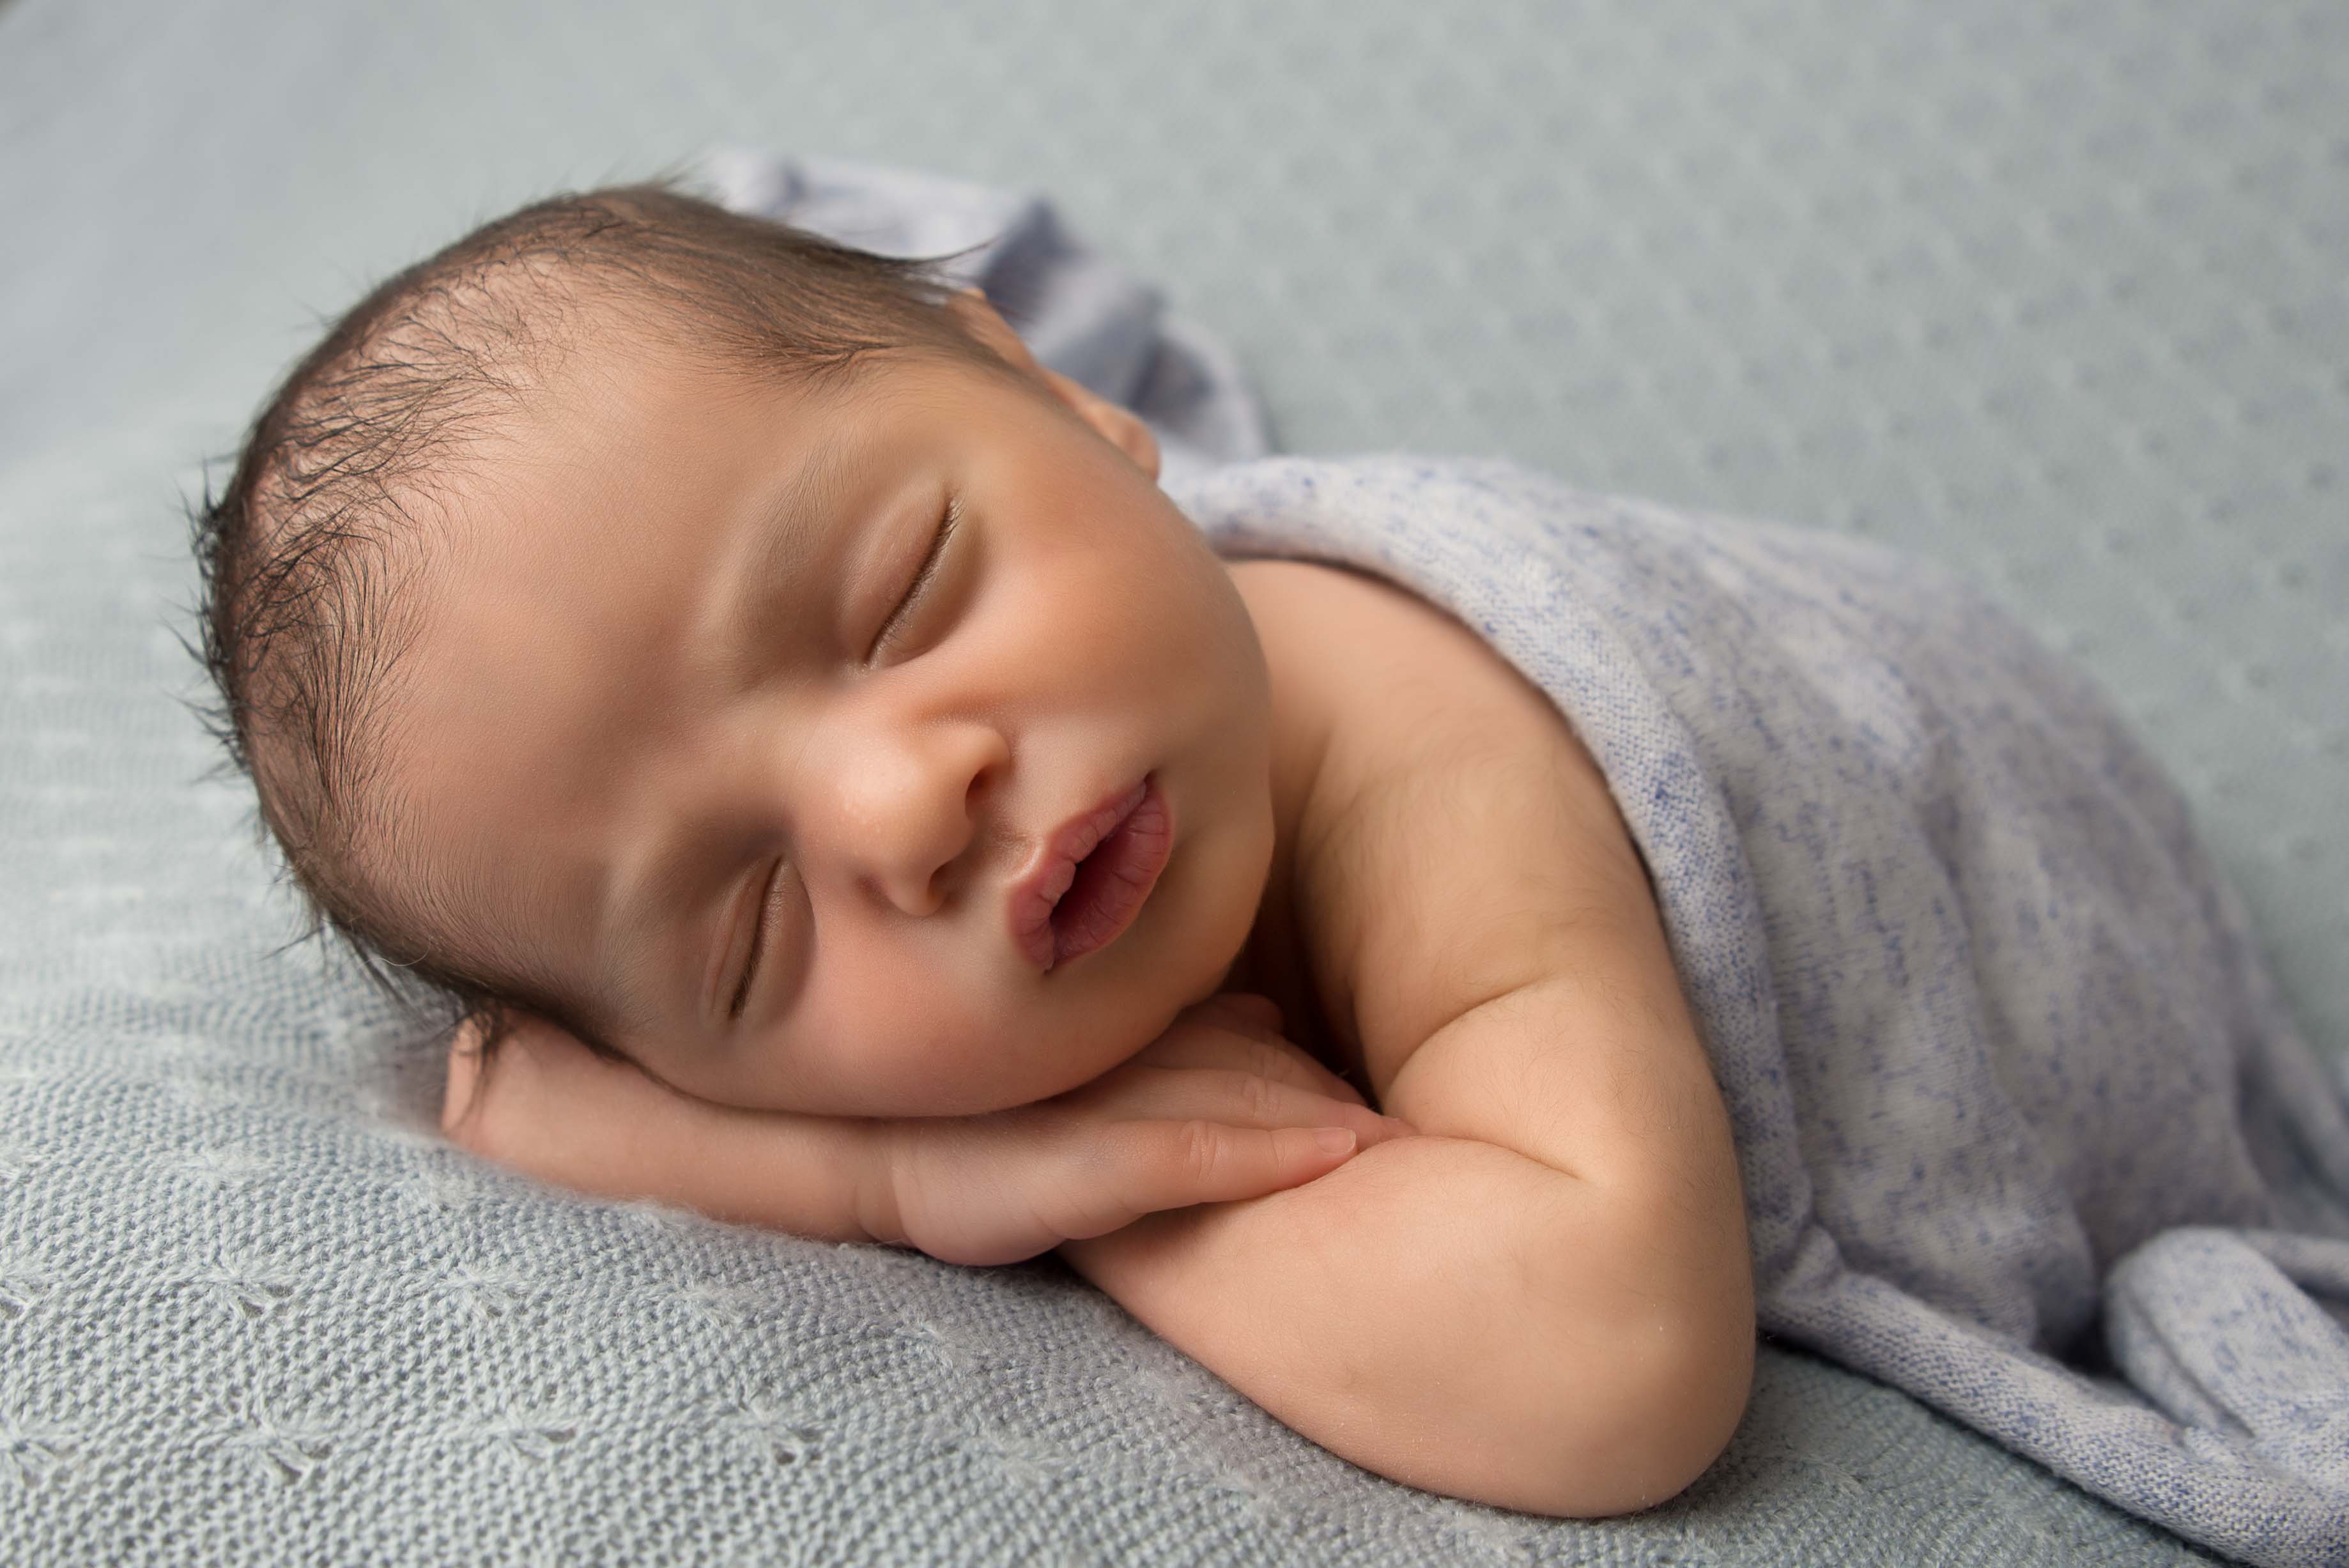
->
(1229, 558, 1659, 1102)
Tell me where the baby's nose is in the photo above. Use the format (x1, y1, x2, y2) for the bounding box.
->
(827, 731, 1003, 918)
(842, 801, 960, 919)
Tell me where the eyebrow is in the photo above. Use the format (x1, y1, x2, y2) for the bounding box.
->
(600, 431, 868, 1030)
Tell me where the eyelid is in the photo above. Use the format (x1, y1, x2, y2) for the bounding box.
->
(865, 495, 962, 663)
(727, 856, 785, 1020)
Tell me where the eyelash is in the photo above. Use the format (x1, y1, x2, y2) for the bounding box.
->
(867, 496, 962, 662)
(728, 859, 781, 1020)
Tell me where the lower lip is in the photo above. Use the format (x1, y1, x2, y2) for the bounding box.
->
(1038, 777, 1173, 972)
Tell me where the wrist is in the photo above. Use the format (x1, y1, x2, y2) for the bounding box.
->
(854, 1118, 913, 1249)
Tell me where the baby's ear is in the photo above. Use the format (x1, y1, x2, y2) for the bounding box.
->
(944, 289, 1161, 481)
(1036, 365, 1161, 481)
(944, 288, 1040, 371)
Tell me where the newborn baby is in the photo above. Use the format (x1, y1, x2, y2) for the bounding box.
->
(192, 183, 1757, 1519)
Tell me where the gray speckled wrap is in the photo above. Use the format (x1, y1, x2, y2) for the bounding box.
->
(1169, 454, 2349, 1567)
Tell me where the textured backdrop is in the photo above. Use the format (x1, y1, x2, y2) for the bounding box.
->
(3, 1, 2342, 1564)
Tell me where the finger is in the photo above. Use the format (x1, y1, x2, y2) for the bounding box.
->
(1069, 1119, 1366, 1236)
(1217, 992, 1285, 1036)
(1088, 1067, 1411, 1148)
(1180, 992, 1283, 1046)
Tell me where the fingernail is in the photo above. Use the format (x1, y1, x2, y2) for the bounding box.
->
(1385, 1117, 1421, 1135)
(1314, 1128, 1357, 1156)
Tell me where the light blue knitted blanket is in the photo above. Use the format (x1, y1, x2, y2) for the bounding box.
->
(1163, 455, 2349, 1568)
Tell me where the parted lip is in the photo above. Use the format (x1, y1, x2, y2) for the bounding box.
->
(1008, 775, 1155, 971)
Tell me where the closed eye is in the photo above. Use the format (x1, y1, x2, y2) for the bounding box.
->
(866, 495, 962, 663)
(728, 856, 783, 1020)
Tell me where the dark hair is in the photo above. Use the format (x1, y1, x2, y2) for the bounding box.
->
(189, 181, 1005, 1080)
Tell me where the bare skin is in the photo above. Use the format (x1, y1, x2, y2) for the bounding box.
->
(424, 289, 1753, 1514)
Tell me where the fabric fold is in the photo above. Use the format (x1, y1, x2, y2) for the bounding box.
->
(689, 146, 1272, 491)
(2107, 1229, 2349, 1474)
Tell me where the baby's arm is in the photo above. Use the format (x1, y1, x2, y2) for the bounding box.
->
(1059, 970, 1754, 1517)
(440, 997, 1413, 1266)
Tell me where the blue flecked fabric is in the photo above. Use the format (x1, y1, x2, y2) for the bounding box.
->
(1166, 455, 2349, 1567)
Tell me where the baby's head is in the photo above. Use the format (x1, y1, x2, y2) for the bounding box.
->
(195, 184, 1277, 1117)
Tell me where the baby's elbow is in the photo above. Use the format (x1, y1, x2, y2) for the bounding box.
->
(1525, 1289, 1757, 1518)
(1567, 1176, 1758, 1516)
(1608, 1310, 1755, 1514)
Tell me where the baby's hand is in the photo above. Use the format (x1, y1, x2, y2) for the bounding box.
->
(438, 992, 1412, 1268)
(875, 993, 1417, 1266)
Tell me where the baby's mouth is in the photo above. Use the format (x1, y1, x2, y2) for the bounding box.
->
(1048, 778, 1173, 969)
(1011, 776, 1174, 972)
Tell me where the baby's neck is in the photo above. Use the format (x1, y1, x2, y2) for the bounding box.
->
(1212, 561, 1354, 1085)
(1219, 871, 1350, 1082)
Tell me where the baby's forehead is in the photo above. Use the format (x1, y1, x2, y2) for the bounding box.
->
(394, 339, 880, 688)
(461, 329, 1022, 535)
(504, 318, 941, 456)
(406, 299, 1047, 647)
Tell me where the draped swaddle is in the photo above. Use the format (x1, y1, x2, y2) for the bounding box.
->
(1164, 455, 2349, 1568)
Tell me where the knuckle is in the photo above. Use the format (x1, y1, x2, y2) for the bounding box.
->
(1177, 1118, 1222, 1184)
(1247, 1036, 1301, 1079)
(1237, 1070, 1281, 1124)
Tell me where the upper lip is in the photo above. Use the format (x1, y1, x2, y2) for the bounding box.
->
(1008, 776, 1151, 962)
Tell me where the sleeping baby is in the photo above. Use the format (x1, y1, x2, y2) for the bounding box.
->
(193, 182, 2349, 1560)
